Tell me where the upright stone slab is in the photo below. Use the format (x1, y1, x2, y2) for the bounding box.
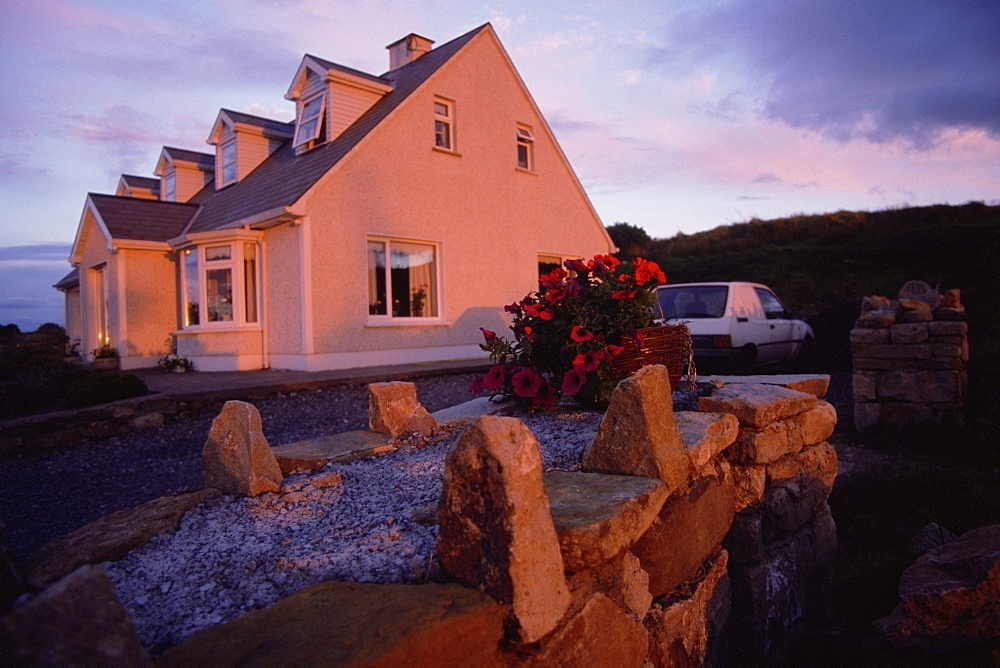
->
(437, 416, 570, 643)
(582, 365, 689, 491)
(202, 400, 282, 497)
(368, 381, 437, 437)
(0, 565, 151, 667)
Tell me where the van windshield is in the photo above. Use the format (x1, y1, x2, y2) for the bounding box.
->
(656, 286, 728, 319)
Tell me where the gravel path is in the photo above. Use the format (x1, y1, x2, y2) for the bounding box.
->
(0, 373, 484, 567)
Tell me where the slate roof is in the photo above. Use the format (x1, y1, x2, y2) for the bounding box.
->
(183, 24, 486, 234)
(88, 194, 198, 242)
(162, 147, 215, 171)
(218, 109, 294, 137)
(53, 267, 79, 290)
(120, 175, 160, 192)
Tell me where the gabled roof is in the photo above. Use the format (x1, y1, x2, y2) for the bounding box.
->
(155, 147, 215, 176)
(285, 55, 394, 101)
(88, 194, 198, 242)
(54, 267, 79, 291)
(208, 109, 294, 145)
(119, 175, 160, 191)
(184, 23, 488, 234)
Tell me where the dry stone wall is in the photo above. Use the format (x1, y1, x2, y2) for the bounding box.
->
(852, 283, 968, 433)
(3, 373, 839, 666)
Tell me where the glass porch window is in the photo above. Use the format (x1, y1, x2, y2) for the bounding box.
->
(183, 249, 199, 326)
(243, 242, 257, 323)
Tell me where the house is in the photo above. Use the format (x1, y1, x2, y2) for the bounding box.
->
(57, 24, 614, 372)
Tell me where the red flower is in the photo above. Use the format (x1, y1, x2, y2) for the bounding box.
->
(561, 368, 588, 395)
(592, 254, 621, 272)
(633, 258, 667, 285)
(512, 368, 543, 397)
(611, 289, 637, 300)
(544, 288, 567, 304)
(479, 327, 499, 344)
(564, 258, 590, 273)
(533, 382, 559, 406)
(606, 344, 626, 357)
(570, 325, 594, 342)
(523, 326, 536, 342)
(482, 365, 506, 390)
(470, 376, 485, 393)
(539, 267, 567, 288)
(504, 301, 521, 314)
(572, 350, 602, 372)
(524, 304, 554, 320)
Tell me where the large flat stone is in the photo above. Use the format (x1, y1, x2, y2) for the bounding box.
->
(701, 374, 831, 398)
(545, 471, 670, 572)
(674, 411, 739, 469)
(532, 593, 648, 667)
(27, 489, 219, 591)
(430, 396, 511, 424)
(157, 581, 504, 667)
(271, 430, 395, 473)
(698, 383, 817, 429)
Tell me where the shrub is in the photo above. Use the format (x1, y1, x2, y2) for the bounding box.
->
(0, 379, 60, 419)
(63, 372, 148, 409)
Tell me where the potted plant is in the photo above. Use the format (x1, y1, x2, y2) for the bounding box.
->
(158, 353, 193, 373)
(472, 254, 686, 409)
(90, 343, 118, 370)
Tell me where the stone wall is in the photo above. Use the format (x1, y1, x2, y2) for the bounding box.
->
(3, 371, 838, 666)
(851, 283, 968, 433)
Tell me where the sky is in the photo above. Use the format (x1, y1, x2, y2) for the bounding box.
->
(1, 0, 998, 330)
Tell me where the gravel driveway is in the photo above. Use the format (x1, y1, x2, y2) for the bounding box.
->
(0, 373, 482, 568)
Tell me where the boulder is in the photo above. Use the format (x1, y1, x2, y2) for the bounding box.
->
(368, 381, 437, 437)
(271, 430, 395, 473)
(545, 471, 669, 572)
(875, 523, 1000, 653)
(436, 416, 570, 643)
(0, 565, 150, 667)
(202, 400, 282, 497)
(582, 365, 689, 491)
(157, 581, 504, 667)
(632, 466, 736, 597)
(532, 593, 648, 667)
(26, 489, 220, 591)
(645, 550, 731, 668)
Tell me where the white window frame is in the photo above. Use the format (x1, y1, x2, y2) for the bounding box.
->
(219, 140, 238, 187)
(366, 236, 443, 325)
(163, 171, 176, 202)
(433, 97, 455, 152)
(180, 239, 262, 330)
(294, 93, 326, 149)
(517, 125, 535, 171)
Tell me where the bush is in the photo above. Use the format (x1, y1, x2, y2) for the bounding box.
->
(63, 373, 149, 409)
(0, 379, 60, 418)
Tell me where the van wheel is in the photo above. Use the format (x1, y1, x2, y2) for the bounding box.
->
(735, 346, 756, 375)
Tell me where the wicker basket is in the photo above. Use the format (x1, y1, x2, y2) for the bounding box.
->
(611, 324, 692, 389)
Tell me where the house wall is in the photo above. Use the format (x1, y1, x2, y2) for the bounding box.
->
(174, 164, 213, 203)
(63, 287, 81, 346)
(298, 31, 613, 370)
(118, 248, 178, 369)
(263, 222, 305, 363)
(76, 216, 115, 360)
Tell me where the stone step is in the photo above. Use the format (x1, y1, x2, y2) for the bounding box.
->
(700, 374, 830, 398)
(545, 471, 669, 572)
(271, 430, 395, 473)
(673, 411, 739, 469)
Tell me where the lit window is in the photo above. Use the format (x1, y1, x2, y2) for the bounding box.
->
(163, 172, 176, 202)
(294, 94, 326, 148)
(538, 254, 563, 288)
(220, 141, 237, 186)
(180, 241, 260, 328)
(517, 125, 534, 170)
(434, 98, 453, 150)
(367, 238, 439, 318)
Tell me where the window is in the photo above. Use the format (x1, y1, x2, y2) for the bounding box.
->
(180, 241, 260, 328)
(220, 141, 237, 186)
(294, 93, 326, 148)
(367, 238, 439, 319)
(538, 254, 563, 285)
(517, 125, 535, 171)
(434, 98, 453, 150)
(163, 172, 176, 202)
(754, 287, 790, 320)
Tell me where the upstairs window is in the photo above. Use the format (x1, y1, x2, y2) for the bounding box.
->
(294, 93, 326, 148)
(163, 172, 176, 202)
(219, 141, 237, 187)
(434, 98, 454, 151)
(517, 125, 535, 171)
(367, 238, 439, 319)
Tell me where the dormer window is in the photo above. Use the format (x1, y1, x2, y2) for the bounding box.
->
(163, 172, 176, 202)
(294, 93, 326, 149)
(219, 141, 237, 187)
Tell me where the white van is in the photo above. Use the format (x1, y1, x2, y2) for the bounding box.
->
(655, 282, 814, 372)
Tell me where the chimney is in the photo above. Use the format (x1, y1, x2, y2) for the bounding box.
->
(387, 33, 434, 70)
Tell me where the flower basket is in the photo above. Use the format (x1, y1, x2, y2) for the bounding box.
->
(610, 324, 692, 389)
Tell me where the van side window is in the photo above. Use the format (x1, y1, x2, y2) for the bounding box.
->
(754, 288, 788, 319)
